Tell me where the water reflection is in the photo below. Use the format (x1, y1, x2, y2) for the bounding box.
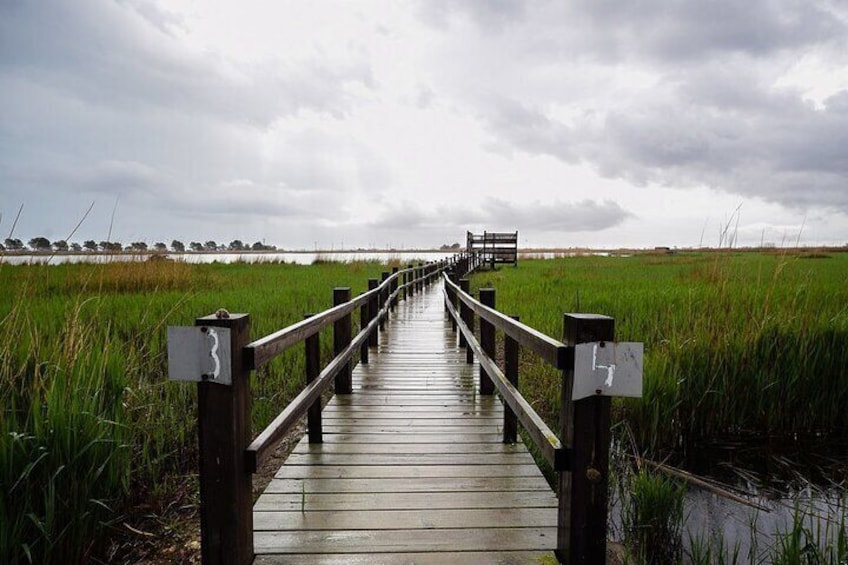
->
(1, 251, 455, 266)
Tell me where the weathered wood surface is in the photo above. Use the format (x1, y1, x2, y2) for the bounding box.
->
(253, 280, 557, 562)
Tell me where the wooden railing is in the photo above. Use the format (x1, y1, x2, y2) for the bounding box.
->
(443, 273, 616, 565)
(188, 256, 462, 565)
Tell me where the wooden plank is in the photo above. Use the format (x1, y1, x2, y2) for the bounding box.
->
(264, 475, 552, 494)
(273, 464, 546, 480)
(254, 507, 557, 530)
(255, 550, 555, 564)
(317, 425, 505, 435)
(281, 452, 537, 466)
(290, 443, 526, 455)
(254, 491, 557, 512)
(320, 406, 503, 415)
(315, 433, 507, 444)
(254, 527, 557, 553)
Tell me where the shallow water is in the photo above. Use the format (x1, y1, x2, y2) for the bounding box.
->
(0, 250, 455, 266)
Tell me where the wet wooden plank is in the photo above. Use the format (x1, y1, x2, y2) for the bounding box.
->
(254, 489, 557, 512)
(254, 527, 557, 553)
(254, 507, 557, 530)
(282, 452, 537, 466)
(273, 464, 546, 480)
(289, 442, 527, 455)
(317, 425, 504, 434)
(264, 475, 552, 494)
(255, 551, 554, 564)
(316, 432, 506, 443)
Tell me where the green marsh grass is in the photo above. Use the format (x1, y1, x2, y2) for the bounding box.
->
(0, 259, 386, 563)
(471, 251, 848, 563)
(621, 469, 685, 564)
(469, 251, 848, 456)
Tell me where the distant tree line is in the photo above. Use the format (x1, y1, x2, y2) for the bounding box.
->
(1, 237, 277, 253)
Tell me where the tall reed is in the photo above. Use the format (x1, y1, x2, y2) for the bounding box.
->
(0, 259, 386, 562)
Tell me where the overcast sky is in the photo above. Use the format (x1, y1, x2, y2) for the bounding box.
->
(2, 1, 847, 249)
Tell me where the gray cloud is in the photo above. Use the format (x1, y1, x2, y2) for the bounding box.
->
(0, 1, 372, 127)
(445, 0, 848, 215)
(483, 89, 848, 212)
(369, 198, 631, 232)
(421, 0, 844, 63)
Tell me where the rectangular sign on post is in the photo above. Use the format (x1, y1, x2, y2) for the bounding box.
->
(167, 326, 232, 385)
(572, 341, 643, 400)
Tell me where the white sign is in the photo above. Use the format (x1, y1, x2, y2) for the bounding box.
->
(167, 326, 232, 385)
(572, 341, 643, 400)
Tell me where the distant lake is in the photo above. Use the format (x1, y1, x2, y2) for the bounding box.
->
(0, 250, 458, 266)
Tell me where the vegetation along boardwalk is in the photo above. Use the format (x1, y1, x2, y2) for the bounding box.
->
(253, 279, 558, 564)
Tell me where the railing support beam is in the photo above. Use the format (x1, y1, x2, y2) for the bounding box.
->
(478, 288, 495, 395)
(305, 313, 323, 442)
(195, 313, 253, 565)
(333, 287, 352, 394)
(367, 279, 379, 347)
(459, 279, 474, 364)
(504, 314, 519, 444)
(557, 314, 615, 565)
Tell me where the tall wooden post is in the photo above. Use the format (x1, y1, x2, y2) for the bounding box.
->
(459, 279, 474, 364)
(391, 266, 399, 308)
(359, 300, 369, 365)
(402, 268, 409, 301)
(195, 313, 253, 565)
(305, 314, 322, 443)
(458, 279, 470, 349)
(447, 272, 458, 332)
(368, 279, 379, 347)
(503, 315, 520, 444)
(478, 288, 495, 395)
(333, 288, 352, 394)
(380, 272, 389, 330)
(557, 314, 615, 565)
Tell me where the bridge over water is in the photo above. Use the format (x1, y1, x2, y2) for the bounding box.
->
(253, 280, 557, 563)
(171, 254, 617, 564)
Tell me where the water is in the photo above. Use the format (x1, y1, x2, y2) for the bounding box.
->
(684, 483, 845, 559)
(0, 250, 456, 266)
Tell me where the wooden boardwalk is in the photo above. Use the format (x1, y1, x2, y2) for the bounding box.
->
(253, 280, 558, 564)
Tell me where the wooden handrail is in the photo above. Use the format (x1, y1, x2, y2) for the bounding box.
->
(443, 292, 569, 470)
(246, 267, 411, 369)
(245, 297, 385, 471)
(245, 261, 446, 471)
(444, 269, 618, 564)
(443, 273, 570, 369)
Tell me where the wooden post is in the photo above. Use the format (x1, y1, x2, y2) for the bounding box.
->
(504, 315, 519, 444)
(402, 268, 408, 301)
(447, 271, 458, 332)
(359, 300, 369, 365)
(391, 266, 399, 308)
(478, 288, 495, 395)
(305, 314, 322, 443)
(333, 287, 352, 394)
(195, 313, 253, 565)
(459, 279, 474, 364)
(458, 279, 470, 349)
(368, 278, 379, 347)
(380, 272, 389, 330)
(557, 314, 615, 565)
(417, 262, 424, 292)
(407, 264, 415, 296)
